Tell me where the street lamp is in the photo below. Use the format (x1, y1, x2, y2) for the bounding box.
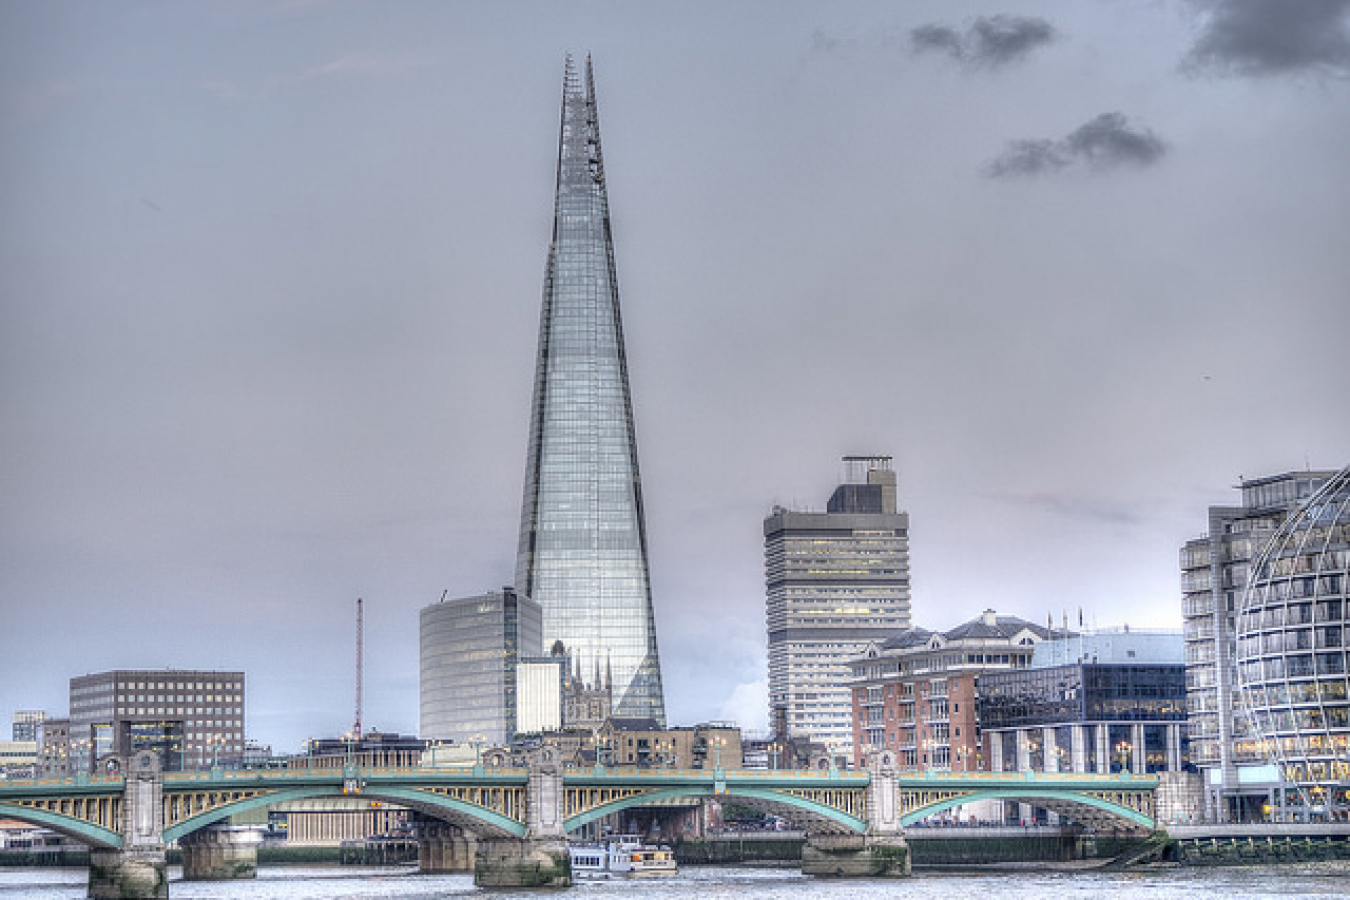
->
(1115, 740, 1132, 775)
(206, 733, 227, 771)
(470, 734, 485, 771)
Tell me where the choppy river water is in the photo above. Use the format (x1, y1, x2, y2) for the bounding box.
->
(2, 864, 1347, 899)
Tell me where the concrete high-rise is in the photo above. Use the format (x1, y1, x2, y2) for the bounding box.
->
(515, 57, 666, 724)
(766, 456, 911, 759)
(1180, 469, 1339, 821)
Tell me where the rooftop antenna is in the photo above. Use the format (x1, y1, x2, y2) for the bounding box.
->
(353, 597, 363, 741)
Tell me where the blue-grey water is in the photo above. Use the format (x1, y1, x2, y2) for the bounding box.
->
(2, 865, 1347, 899)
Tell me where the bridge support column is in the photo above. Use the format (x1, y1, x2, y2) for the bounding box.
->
(473, 838, 570, 887)
(802, 833, 909, 877)
(802, 749, 910, 877)
(473, 745, 570, 887)
(88, 849, 167, 900)
(89, 751, 167, 900)
(418, 823, 477, 873)
(180, 825, 263, 880)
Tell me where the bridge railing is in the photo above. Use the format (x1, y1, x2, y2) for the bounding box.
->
(160, 765, 531, 784)
(897, 770, 1158, 784)
(559, 766, 868, 781)
(0, 774, 124, 790)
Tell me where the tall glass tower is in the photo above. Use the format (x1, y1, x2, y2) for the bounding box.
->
(516, 57, 666, 725)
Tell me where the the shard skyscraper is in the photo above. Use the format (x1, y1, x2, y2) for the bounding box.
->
(516, 57, 666, 725)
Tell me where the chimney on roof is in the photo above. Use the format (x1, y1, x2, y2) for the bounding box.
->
(982, 609, 998, 627)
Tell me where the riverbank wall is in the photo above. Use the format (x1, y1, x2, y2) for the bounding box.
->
(673, 828, 1148, 868)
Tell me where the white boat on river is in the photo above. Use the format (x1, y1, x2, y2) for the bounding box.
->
(569, 834, 678, 878)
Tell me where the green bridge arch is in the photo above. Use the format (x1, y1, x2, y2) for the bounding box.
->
(0, 802, 122, 850)
(899, 788, 1154, 830)
(563, 785, 867, 835)
(162, 785, 527, 843)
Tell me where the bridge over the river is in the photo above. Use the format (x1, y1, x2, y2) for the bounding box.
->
(0, 748, 1157, 896)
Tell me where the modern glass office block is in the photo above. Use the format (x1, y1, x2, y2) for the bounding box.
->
(1236, 465, 1350, 819)
(515, 57, 666, 724)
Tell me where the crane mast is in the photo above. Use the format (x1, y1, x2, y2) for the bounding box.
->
(353, 597, 363, 740)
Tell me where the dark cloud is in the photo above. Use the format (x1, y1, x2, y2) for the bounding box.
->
(910, 24, 965, 59)
(911, 15, 1056, 67)
(1184, 0, 1350, 77)
(987, 113, 1167, 178)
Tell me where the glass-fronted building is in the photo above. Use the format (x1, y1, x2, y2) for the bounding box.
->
(420, 588, 542, 746)
(1181, 469, 1338, 820)
(1236, 465, 1350, 821)
(978, 637, 1189, 777)
(515, 56, 666, 724)
(769, 457, 911, 760)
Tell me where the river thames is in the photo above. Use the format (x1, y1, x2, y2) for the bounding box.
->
(3, 864, 1348, 899)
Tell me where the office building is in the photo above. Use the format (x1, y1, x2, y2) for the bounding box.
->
(978, 629, 1189, 776)
(301, 731, 428, 768)
(66, 670, 244, 772)
(767, 456, 911, 759)
(1234, 465, 1350, 821)
(37, 717, 70, 778)
(0, 741, 38, 779)
(1181, 469, 1338, 820)
(12, 710, 45, 743)
(596, 720, 743, 769)
(419, 588, 542, 745)
(515, 57, 666, 725)
(848, 610, 1049, 770)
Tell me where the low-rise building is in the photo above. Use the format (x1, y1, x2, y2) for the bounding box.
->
(977, 629, 1190, 776)
(848, 610, 1053, 770)
(596, 720, 743, 769)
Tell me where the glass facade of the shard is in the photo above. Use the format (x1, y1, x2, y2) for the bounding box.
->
(515, 57, 666, 725)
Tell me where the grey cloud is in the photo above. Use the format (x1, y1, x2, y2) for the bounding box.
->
(911, 15, 1056, 67)
(986, 138, 1069, 177)
(987, 113, 1167, 178)
(994, 492, 1143, 527)
(810, 28, 860, 54)
(910, 24, 965, 59)
(1184, 0, 1350, 78)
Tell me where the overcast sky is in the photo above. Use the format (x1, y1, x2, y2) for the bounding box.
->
(3, 1, 1347, 753)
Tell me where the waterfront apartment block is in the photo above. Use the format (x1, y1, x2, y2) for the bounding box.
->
(767, 456, 911, 760)
(66, 669, 245, 772)
(847, 610, 1049, 770)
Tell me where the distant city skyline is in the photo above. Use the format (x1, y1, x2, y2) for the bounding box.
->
(2, 2, 1347, 753)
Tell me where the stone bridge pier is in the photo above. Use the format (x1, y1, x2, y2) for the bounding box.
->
(179, 825, 264, 881)
(473, 746, 570, 887)
(801, 751, 910, 878)
(88, 751, 167, 900)
(417, 822, 477, 873)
